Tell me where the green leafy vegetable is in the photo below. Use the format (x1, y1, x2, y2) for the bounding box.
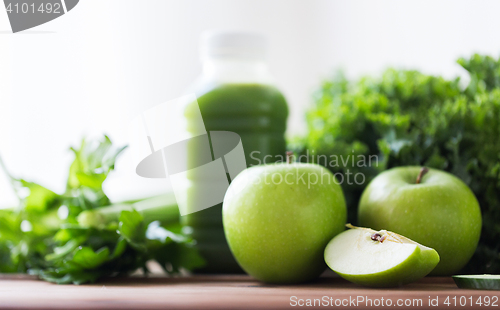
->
(77, 194, 180, 230)
(295, 54, 500, 274)
(0, 136, 204, 284)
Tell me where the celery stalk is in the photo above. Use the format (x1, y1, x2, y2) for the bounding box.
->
(77, 193, 179, 229)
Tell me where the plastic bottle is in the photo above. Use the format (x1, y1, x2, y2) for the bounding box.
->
(183, 31, 288, 273)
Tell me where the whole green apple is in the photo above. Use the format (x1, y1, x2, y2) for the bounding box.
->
(358, 167, 481, 275)
(223, 162, 347, 283)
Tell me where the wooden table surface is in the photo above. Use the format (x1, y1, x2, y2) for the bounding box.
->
(0, 274, 498, 309)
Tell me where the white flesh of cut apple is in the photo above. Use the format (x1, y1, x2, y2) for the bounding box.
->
(324, 225, 439, 287)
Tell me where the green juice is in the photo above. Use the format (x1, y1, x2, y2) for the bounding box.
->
(183, 83, 288, 273)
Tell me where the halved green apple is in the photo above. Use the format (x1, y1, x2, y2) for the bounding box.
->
(324, 225, 440, 287)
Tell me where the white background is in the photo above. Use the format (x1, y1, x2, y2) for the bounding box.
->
(1, 0, 500, 206)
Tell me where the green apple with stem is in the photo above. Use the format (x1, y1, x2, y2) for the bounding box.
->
(324, 224, 440, 287)
(223, 153, 347, 284)
(358, 166, 482, 276)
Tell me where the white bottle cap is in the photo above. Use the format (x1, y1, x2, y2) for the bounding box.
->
(200, 30, 267, 61)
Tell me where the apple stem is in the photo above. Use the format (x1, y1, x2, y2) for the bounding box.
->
(416, 167, 429, 184)
(286, 151, 293, 164)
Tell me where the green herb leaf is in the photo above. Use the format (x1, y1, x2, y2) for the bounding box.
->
(71, 246, 110, 269)
(0, 136, 201, 284)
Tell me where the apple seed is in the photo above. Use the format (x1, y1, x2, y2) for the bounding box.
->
(371, 233, 382, 242)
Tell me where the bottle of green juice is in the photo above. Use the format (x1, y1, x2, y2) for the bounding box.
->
(183, 31, 288, 273)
